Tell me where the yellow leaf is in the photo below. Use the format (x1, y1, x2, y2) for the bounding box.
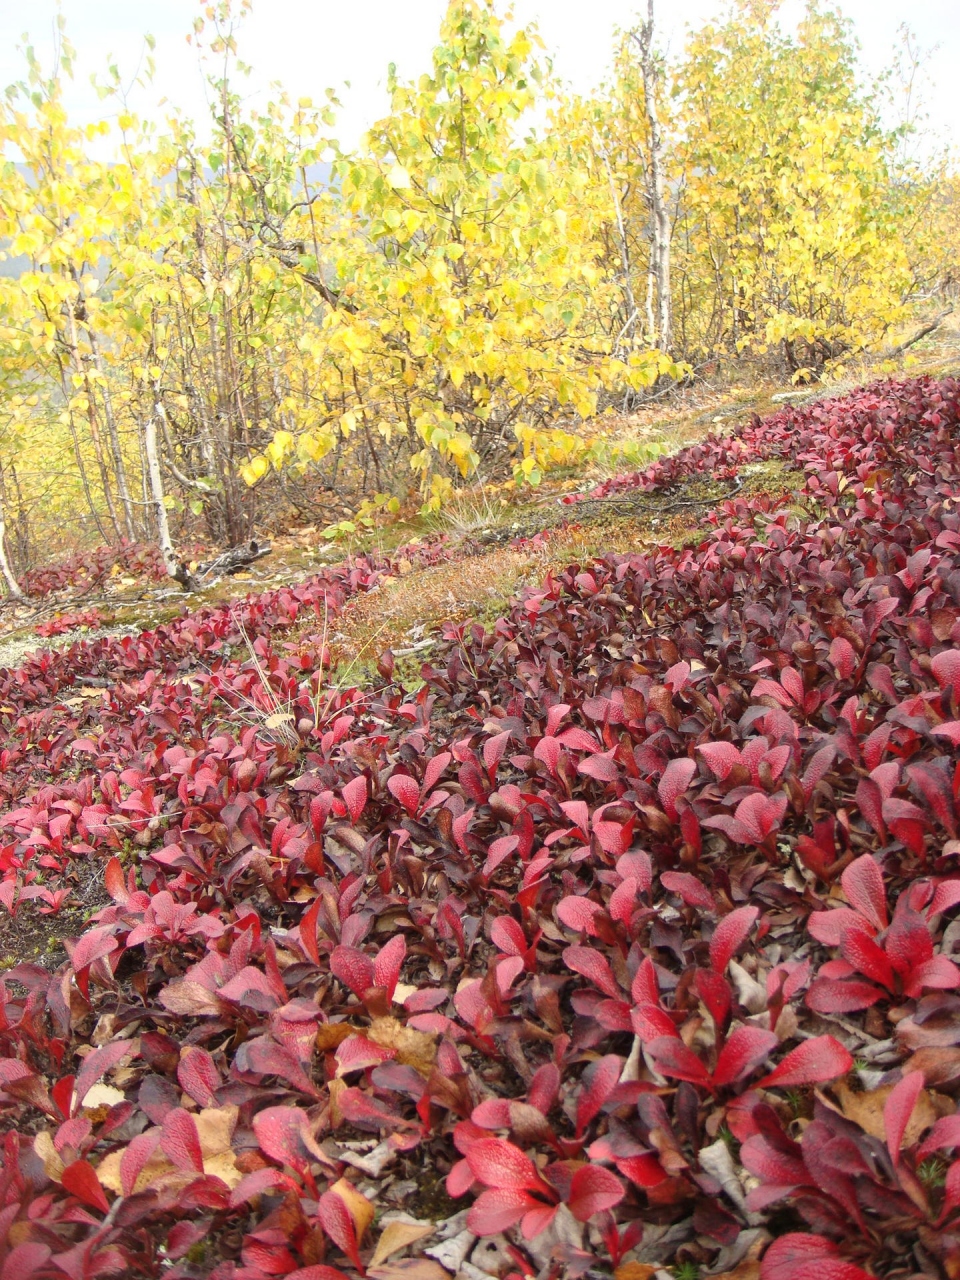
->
(387, 165, 412, 190)
(329, 1177, 375, 1241)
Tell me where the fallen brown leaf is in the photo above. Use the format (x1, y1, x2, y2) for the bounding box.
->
(834, 1081, 938, 1145)
(369, 1262, 448, 1280)
(316, 1021, 358, 1051)
(614, 1265, 656, 1280)
(368, 1015, 438, 1076)
(368, 1218, 435, 1268)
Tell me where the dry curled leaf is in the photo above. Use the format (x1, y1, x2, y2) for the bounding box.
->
(368, 1015, 438, 1076)
(317, 1022, 359, 1052)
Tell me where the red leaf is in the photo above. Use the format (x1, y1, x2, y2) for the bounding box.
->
(658, 757, 697, 821)
(73, 1040, 133, 1111)
(335, 1035, 396, 1075)
(884, 1070, 925, 1166)
(616, 1154, 668, 1188)
(646, 1036, 710, 1086)
(710, 906, 759, 974)
(177, 1047, 220, 1107)
(740, 1134, 809, 1189)
(807, 907, 873, 947)
(698, 741, 743, 780)
(711, 1026, 778, 1088)
(660, 871, 716, 911)
(563, 945, 621, 998)
(467, 1186, 537, 1236)
(422, 750, 452, 794)
(632, 956, 661, 1006)
(577, 752, 620, 783)
(491, 916, 527, 956)
(566, 1164, 625, 1221)
(120, 1129, 163, 1196)
(918, 1114, 960, 1160)
(930, 879, 960, 918)
(805, 977, 884, 1013)
(885, 908, 933, 976)
(330, 944, 376, 999)
(68, 925, 119, 998)
(286, 1268, 355, 1280)
(905, 954, 960, 997)
(839, 928, 895, 990)
(161, 1107, 204, 1173)
(575, 1054, 623, 1136)
(466, 1138, 542, 1190)
(761, 1233, 873, 1280)
(229, 1167, 299, 1207)
(695, 969, 732, 1032)
(341, 775, 368, 824)
(632, 1003, 681, 1041)
(829, 637, 857, 679)
(2, 1244, 53, 1280)
(528, 1063, 560, 1115)
(61, 1159, 110, 1214)
(253, 1105, 325, 1178)
(755, 1035, 853, 1089)
(840, 855, 888, 931)
(373, 933, 405, 999)
(933, 720, 960, 746)
(932, 649, 960, 696)
(387, 772, 420, 816)
(556, 896, 605, 935)
(317, 1190, 363, 1272)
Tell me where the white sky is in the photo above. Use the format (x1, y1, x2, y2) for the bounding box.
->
(0, 0, 956, 155)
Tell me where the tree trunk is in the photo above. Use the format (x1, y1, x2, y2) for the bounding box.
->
(596, 136, 637, 346)
(90, 331, 137, 540)
(144, 393, 197, 591)
(65, 308, 123, 540)
(634, 1, 672, 353)
(0, 486, 25, 600)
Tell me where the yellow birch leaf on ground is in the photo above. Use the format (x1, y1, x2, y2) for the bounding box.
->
(33, 1131, 65, 1182)
(369, 1218, 436, 1268)
(329, 1176, 375, 1241)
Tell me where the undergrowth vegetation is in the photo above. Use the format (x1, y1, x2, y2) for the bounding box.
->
(1, 376, 960, 1279)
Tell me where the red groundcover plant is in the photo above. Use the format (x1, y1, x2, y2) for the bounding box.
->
(2, 377, 960, 1278)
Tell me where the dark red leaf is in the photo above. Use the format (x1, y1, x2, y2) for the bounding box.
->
(466, 1186, 537, 1236)
(61, 1159, 110, 1214)
(711, 1026, 778, 1088)
(710, 906, 759, 974)
(566, 1164, 625, 1221)
(884, 1069, 925, 1166)
(755, 1035, 853, 1089)
(761, 1232, 873, 1280)
(466, 1138, 542, 1190)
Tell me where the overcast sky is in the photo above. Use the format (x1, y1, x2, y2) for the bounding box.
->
(0, 0, 956, 155)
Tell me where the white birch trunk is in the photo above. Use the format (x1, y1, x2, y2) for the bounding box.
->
(0, 489, 25, 600)
(144, 394, 196, 590)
